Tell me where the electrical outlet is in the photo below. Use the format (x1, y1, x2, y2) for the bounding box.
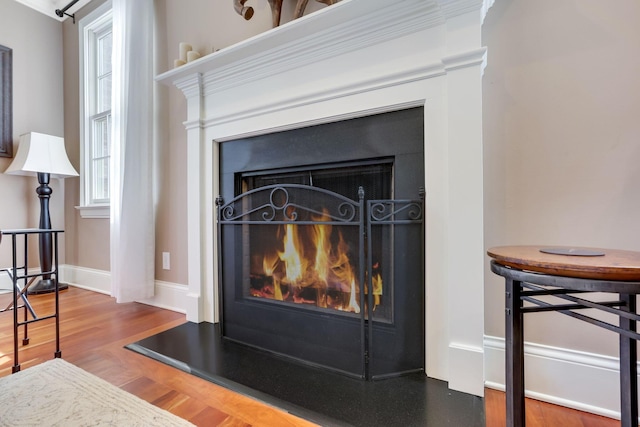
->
(162, 252, 170, 270)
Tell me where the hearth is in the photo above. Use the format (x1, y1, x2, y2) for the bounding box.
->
(127, 322, 486, 427)
(216, 108, 425, 379)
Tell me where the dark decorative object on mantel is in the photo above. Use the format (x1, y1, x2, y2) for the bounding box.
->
(0, 44, 12, 158)
(233, 0, 340, 28)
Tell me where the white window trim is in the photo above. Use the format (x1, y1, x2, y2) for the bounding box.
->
(75, 0, 112, 219)
(76, 204, 110, 219)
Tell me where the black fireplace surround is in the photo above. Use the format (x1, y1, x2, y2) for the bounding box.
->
(217, 107, 425, 380)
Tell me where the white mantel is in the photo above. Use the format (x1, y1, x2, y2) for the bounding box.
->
(157, 0, 491, 396)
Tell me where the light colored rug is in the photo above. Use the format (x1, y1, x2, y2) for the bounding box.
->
(0, 358, 195, 426)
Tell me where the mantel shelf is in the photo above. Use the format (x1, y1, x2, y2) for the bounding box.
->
(155, 0, 493, 89)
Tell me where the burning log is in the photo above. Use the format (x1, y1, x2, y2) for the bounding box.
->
(293, 286, 319, 304)
(250, 274, 291, 300)
(249, 212, 363, 313)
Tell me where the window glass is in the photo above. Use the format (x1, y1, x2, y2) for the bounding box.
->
(79, 3, 112, 215)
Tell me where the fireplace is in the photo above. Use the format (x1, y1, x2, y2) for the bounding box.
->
(158, 0, 490, 395)
(217, 108, 425, 378)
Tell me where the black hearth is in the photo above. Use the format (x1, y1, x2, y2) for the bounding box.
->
(217, 108, 425, 379)
(126, 322, 486, 427)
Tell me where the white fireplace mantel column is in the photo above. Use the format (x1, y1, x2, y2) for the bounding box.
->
(158, 0, 494, 397)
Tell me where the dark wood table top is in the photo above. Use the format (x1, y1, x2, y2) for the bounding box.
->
(487, 245, 640, 281)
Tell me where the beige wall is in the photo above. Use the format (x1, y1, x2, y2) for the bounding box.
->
(0, 0, 65, 267)
(61, 0, 110, 271)
(483, 0, 640, 356)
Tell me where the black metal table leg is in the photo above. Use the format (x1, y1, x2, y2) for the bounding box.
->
(619, 293, 638, 427)
(22, 301, 29, 345)
(1, 229, 65, 373)
(54, 232, 61, 358)
(11, 234, 20, 373)
(505, 278, 525, 427)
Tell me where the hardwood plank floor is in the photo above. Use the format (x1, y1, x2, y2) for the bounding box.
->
(483, 388, 620, 427)
(0, 287, 315, 427)
(0, 287, 623, 426)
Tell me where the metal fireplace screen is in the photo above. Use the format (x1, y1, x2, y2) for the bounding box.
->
(216, 183, 424, 379)
(239, 162, 392, 321)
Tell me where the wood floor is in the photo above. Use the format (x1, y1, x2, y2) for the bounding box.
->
(0, 287, 622, 426)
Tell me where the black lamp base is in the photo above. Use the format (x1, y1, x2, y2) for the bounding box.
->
(27, 279, 69, 295)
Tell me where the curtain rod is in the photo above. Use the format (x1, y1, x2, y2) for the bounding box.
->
(55, 0, 80, 24)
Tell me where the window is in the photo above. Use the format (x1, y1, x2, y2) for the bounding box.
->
(77, 2, 112, 219)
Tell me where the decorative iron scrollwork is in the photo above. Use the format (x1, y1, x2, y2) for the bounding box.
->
(217, 184, 361, 224)
(368, 200, 423, 223)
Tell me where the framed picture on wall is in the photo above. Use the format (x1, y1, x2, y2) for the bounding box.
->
(0, 44, 12, 158)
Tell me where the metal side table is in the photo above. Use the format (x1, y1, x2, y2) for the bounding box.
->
(0, 228, 64, 373)
(488, 245, 640, 427)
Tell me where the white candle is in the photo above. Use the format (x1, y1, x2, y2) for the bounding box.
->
(187, 51, 201, 62)
(174, 59, 186, 68)
(179, 43, 191, 62)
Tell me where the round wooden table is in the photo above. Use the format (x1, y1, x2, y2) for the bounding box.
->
(488, 245, 640, 427)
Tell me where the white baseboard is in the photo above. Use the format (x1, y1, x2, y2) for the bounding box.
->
(60, 265, 188, 314)
(138, 280, 189, 314)
(484, 335, 638, 421)
(60, 265, 111, 294)
(449, 342, 485, 397)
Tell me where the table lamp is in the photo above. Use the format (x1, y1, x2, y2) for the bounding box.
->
(4, 132, 78, 294)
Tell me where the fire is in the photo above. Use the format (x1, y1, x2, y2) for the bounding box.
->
(371, 262, 383, 310)
(262, 251, 279, 277)
(252, 209, 368, 314)
(278, 224, 306, 282)
(348, 278, 360, 314)
(312, 214, 331, 285)
(263, 252, 283, 300)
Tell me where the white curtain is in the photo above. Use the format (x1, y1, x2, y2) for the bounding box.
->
(110, 0, 155, 302)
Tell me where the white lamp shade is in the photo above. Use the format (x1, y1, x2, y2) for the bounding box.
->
(4, 132, 79, 178)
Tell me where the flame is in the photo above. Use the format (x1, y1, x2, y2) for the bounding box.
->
(255, 209, 367, 314)
(312, 212, 332, 285)
(331, 232, 354, 291)
(273, 278, 283, 300)
(372, 273, 383, 309)
(348, 278, 360, 313)
(262, 252, 283, 300)
(263, 252, 279, 277)
(278, 223, 306, 282)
